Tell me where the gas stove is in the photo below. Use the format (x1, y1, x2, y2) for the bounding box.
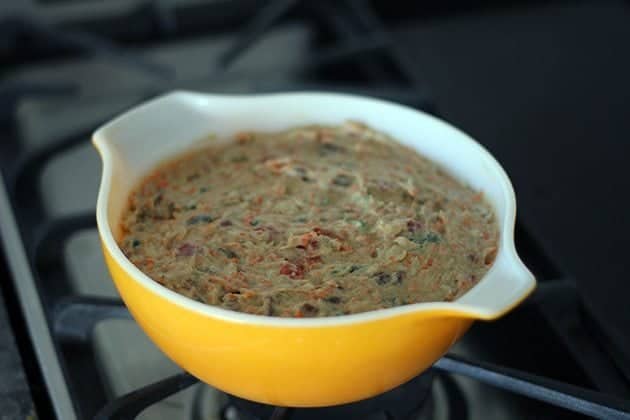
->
(1, 1, 630, 419)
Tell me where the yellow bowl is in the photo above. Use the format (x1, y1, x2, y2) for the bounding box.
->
(93, 91, 535, 407)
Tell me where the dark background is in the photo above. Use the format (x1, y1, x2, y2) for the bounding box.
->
(391, 0, 630, 369)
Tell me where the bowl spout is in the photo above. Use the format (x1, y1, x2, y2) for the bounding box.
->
(451, 248, 536, 320)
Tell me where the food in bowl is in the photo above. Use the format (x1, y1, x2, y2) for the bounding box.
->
(119, 121, 498, 317)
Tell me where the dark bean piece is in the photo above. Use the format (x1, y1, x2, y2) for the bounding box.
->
(325, 296, 341, 304)
(200, 187, 209, 193)
(392, 271, 406, 284)
(402, 191, 415, 201)
(290, 167, 313, 182)
(332, 174, 354, 187)
(320, 143, 346, 154)
(263, 296, 274, 316)
(187, 214, 214, 225)
(249, 219, 260, 226)
(220, 219, 233, 227)
(231, 155, 249, 163)
(218, 248, 239, 259)
(299, 303, 319, 317)
(131, 239, 141, 248)
(177, 243, 197, 256)
(349, 264, 362, 273)
(373, 272, 391, 285)
(294, 216, 308, 223)
(406, 219, 423, 233)
(186, 173, 200, 181)
(185, 204, 197, 210)
(153, 193, 163, 205)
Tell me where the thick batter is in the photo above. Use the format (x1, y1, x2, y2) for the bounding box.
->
(119, 122, 498, 317)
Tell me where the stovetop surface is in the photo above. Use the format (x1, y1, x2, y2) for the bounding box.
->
(1, 1, 630, 419)
(0, 261, 34, 419)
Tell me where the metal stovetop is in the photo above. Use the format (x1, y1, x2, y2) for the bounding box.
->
(1, 1, 630, 419)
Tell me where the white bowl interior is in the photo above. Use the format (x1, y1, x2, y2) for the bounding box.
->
(93, 91, 535, 324)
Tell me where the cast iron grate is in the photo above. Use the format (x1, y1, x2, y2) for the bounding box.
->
(64, 284, 630, 420)
(1, 1, 630, 419)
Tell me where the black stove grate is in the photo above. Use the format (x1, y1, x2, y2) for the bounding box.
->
(1, 1, 630, 419)
(71, 285, 630, 420)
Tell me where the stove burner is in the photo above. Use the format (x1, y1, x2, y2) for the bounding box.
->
(221, 370, 435, 420)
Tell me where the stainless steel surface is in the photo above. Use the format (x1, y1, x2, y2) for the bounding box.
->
(0, 272, 34, 419)
(0, 177, 76, 419)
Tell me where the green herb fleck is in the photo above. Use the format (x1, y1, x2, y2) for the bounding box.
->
(187, 214, 214, 225)
(349, 264, 362, 273)
(218, 247, 239, 259)
(332, 174, 354, 187)
(231, 155, 249, 163)
(350, 220, 368, 231)
(409, 232, 441, 246)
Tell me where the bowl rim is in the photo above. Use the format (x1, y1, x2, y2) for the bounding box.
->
(93, 90, 536, 327)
